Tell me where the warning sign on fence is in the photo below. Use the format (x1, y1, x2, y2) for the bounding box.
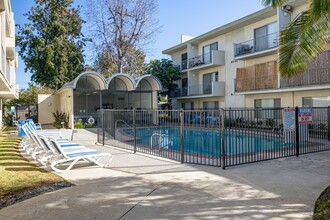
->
(283, 108, 295, 132)
(298, 107, 312, 124)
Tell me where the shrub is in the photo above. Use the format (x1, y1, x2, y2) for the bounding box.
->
(52, 111, 69, 129)
(74, 121, 84, 129)
(3, 114, 14, 126)
(265, 118, 275, 127)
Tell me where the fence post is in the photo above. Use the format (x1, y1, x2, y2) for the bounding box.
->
(295, 106, 299, 157)
(102, 110, 105, 146)
(133, 108, 137, 153)
(328, 106, 330, 141)
(180, 109, 184, 164)
(229, 107, 232, 129)
(221, 108, 226, 169)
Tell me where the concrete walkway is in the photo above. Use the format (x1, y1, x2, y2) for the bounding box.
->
(0, 128, 329, 220)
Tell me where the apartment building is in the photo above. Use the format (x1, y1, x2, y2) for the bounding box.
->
(0, 0, 18, 127)
(163, 0, 330, 110)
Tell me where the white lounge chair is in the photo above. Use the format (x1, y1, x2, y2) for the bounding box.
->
(46, 137, 112, 172)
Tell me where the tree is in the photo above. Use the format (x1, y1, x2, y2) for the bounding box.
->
(87, 0, 160, 76)
(262, 0, 330, 78)
(93, 46, 146, 78)
(144, 59, 180, 97)
(17, 0, 87, 89)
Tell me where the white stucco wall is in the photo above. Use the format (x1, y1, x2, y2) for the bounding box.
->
(38, 94, 56, 125)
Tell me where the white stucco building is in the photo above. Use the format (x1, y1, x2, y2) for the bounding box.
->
(0, 0, 18, 127)
(163, 0, 330, 110)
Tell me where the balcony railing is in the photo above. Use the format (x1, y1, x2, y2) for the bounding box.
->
(189, 52, 212, 68)
(171, 81, 225, 98)
(171, 85, 211, 97)
(189, 84, 212, 96)
(234, 32, 278, 57)
(171, 87, 188, 97)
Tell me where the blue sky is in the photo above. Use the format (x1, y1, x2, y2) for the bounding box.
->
(12, 0, 264, 89)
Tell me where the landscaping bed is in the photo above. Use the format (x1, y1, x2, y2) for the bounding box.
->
(314, 185, 330, 220)
(0, 128, 73, 209)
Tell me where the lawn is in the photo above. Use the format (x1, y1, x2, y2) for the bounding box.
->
(0, 128, 71, 208)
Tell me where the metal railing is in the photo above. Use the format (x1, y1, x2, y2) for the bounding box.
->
(97, 107, 330, 169)
(171, 87, 188, 97)
(234, 32, 278, 57)
(189, 84, 212, 96)
(189, 52, 213, 68)
(172, 84, 212, 97)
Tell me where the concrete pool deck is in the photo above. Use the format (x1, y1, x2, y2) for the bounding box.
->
(0, 128, 329, 219)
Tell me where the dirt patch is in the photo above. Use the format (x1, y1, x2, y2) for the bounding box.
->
(0, 181, 74, 209)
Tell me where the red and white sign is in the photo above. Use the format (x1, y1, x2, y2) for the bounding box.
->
(298, 108, 312, 124)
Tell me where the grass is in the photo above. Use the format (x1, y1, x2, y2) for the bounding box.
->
(0, 128, 67, 204)
(314, 185, 330, 220)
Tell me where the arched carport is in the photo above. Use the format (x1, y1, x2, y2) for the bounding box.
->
(72, 71, 106, 123)
(43, 72, 163, 128)
(135, 75, 163, 91)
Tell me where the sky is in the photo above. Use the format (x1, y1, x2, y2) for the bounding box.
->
(11, 0, 265, 89)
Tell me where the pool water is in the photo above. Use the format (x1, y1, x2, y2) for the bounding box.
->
(125, 127, 285, 156)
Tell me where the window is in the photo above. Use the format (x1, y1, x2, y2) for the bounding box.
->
(254, 22, 277, 52)
(202, 72, 218, 94)
(214, 72, 218, 82)
(181, 78, 188, 96)
(203, 73, 212, 94)
(254, 98, 280, 108)
(203, 101, 219, 110)
(303, 97, 330, 107)
(254, 98, 281, 119)
(181, 53, 187, 70)
(182, 102, 194, 110)
(203, 42, 218, 64)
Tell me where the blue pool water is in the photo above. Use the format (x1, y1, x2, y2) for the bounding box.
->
(125, 127, 286, 156)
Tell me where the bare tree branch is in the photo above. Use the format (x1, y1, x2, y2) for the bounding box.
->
(86, 0, 160, 77)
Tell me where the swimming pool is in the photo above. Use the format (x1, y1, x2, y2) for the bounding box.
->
(124, 127, 286, 156)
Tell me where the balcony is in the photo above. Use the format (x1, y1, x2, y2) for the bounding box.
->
(172, 81, 225, 98)
(1, 44, 5, 73)
(235, 61, 278, 93)
(6, 36, 15, 60)
(280, 51, 330, 88)
(234, 32, 278, 60)
(0, 83, 19, 99)
(174, 59, 188, 72)
(188, 50, 225, 71)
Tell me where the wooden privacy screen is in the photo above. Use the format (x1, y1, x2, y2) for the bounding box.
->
(236, 61, 277, 92)
(280, 50, 330, 87)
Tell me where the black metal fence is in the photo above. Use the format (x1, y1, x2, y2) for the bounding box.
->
(97, 107, 330, 169)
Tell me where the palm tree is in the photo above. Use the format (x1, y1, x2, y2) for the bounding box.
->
(262, 0, 330, 78)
